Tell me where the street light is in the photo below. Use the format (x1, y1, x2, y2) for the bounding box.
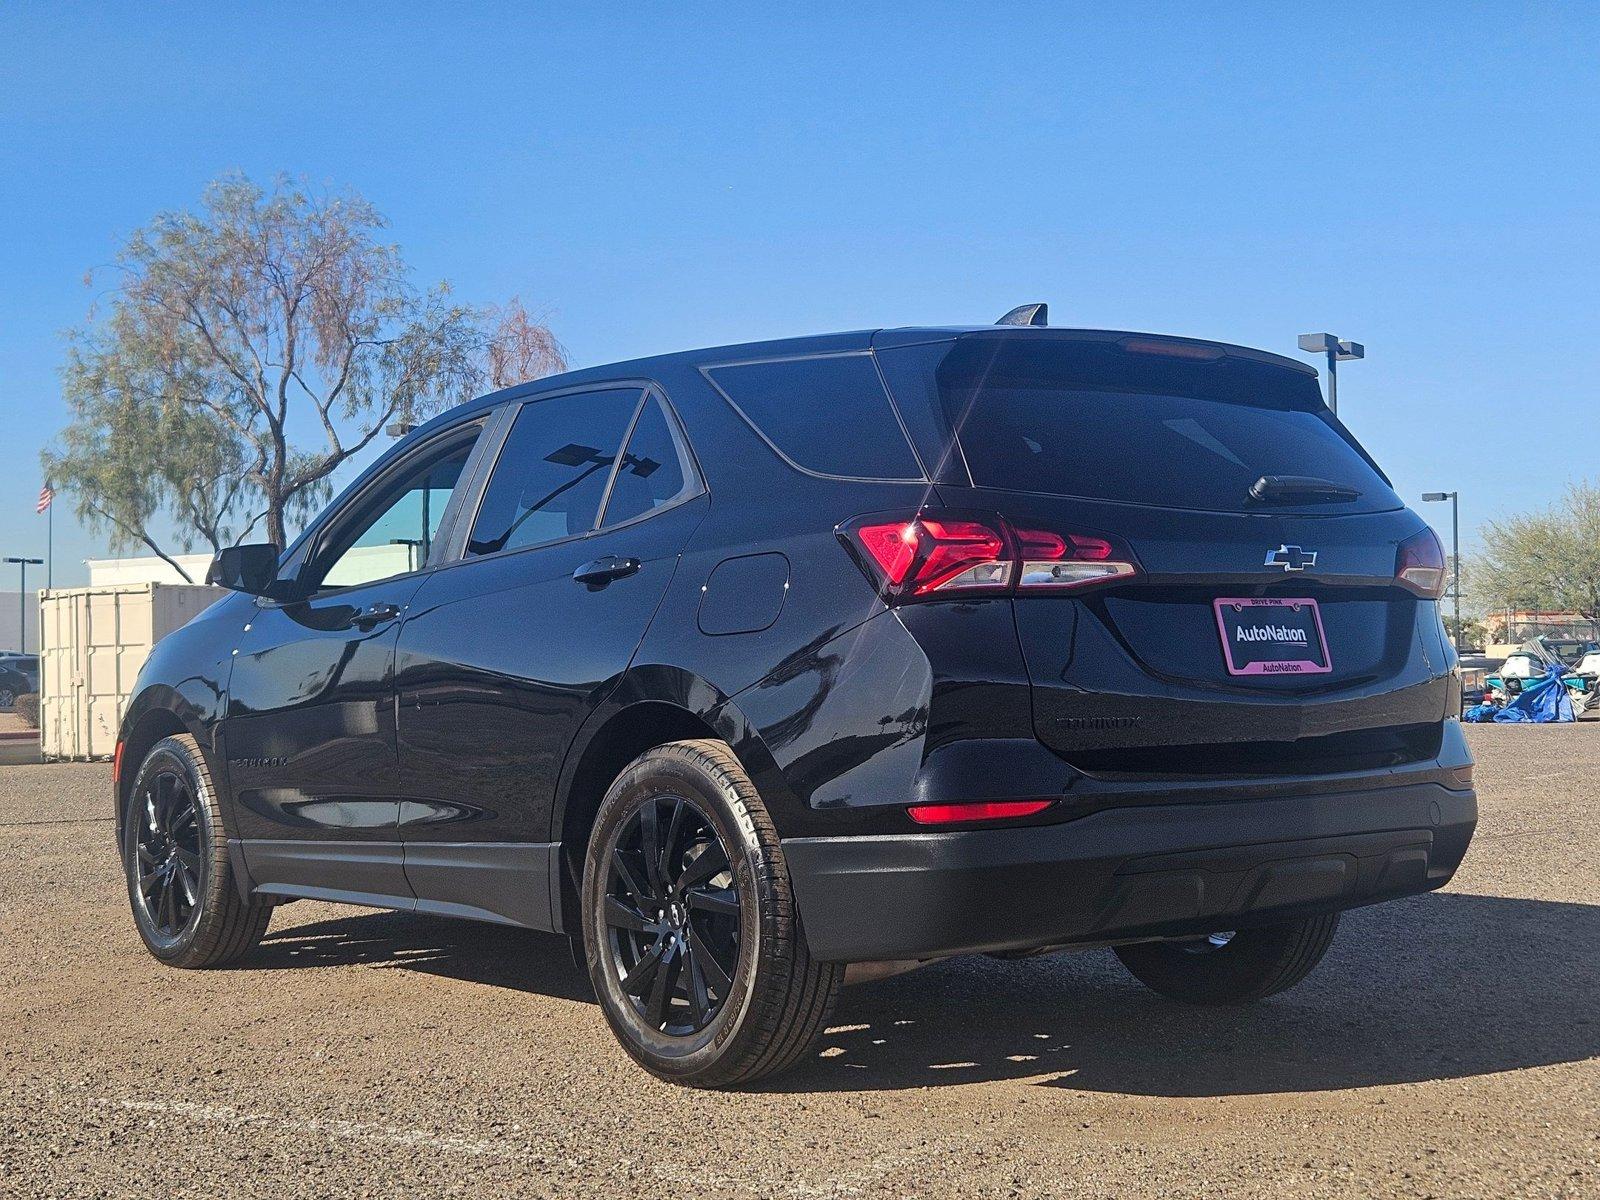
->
(3, 556, 44, 652)
(1421, 493, 1461, 652)
(1298, 332, 1364, 417)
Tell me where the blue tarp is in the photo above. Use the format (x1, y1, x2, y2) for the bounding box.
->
(1472, 663, 1579, 723)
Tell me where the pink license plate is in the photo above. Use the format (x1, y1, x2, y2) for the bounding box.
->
(1213, 597, 1332, 676)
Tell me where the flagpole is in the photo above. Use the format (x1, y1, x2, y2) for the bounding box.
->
(47, 500, 53, 590)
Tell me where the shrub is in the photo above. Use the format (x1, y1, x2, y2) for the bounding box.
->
(14, 693, 39, 728)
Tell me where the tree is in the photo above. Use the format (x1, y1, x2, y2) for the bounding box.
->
(484, 296, 567, 390)
(1472, 479, 1600, 637)
(46, 174, 563, 564)
(43, 381, 251, 583)
(1443, 615, 1486, 652)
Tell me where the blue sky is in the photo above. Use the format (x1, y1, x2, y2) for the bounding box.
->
(1, 4, 1595, 585)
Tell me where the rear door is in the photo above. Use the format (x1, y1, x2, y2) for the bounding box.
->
(877, 332, 1455, 775)
(394, 386, 705, 927)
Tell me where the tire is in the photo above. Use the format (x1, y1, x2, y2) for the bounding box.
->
(1113, 914, 1339, 1005)
(122, 733, 272, 968)
(0, 685, 15, 710)
(580, 739, 841, 1088)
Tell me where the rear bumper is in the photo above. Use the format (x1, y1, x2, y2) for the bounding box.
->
(782, 781, 1476, 962)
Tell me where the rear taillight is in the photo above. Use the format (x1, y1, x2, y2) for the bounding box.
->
(843, 511, 1140, 603)
(1396, 527, 1447, 598)
(876, 518, 1010, 595)
(906, 799, 1053, 825)
(1014, 527, 1139, 591)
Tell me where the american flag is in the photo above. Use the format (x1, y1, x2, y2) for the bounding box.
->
(36, 484, 54, 514)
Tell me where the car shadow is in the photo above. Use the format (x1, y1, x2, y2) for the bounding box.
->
(245, 891, 1599, 1096)
(250, 908, 595, 1004)
(774, 891, 1600, 1095)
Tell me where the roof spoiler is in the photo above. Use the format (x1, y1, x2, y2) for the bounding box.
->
(995, 302, 1048, 327)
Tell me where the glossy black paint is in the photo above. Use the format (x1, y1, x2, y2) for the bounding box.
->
(117, 323, 1476, 962)
(224, 577, 425, 901)
(391, 491, 709, 922)
(697, 553, 790, 636)
(786, 779, 1477, 961)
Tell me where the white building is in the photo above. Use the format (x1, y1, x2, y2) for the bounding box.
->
(85, 544, 420, 590)
(84, 553, 215, 587)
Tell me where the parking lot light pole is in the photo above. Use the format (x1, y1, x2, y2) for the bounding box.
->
(3, 556, 44, 652)
(1421, 493, 1461, 652)
(1298, 332, 1365, 417)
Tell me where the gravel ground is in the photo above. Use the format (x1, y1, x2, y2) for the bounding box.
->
(1, 724, 1596, 1198)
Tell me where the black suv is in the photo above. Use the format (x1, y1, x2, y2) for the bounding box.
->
(116, 316, 1476, 1087)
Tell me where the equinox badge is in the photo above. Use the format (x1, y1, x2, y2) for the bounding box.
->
(1264, 544, 1317, 571)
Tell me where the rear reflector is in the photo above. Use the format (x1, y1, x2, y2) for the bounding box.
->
(112, 741, 124, 787)
(844, 512, 1141, 603)
(906, 799, 1054, 825)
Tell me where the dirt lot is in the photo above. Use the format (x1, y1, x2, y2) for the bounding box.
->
(1, 724, 1596, 1199)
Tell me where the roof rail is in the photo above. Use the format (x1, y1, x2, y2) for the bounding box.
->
(995, 302, 1048, 327)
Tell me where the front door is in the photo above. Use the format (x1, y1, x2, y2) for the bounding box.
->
(394, 388, 706, 928)
(226, 426, 483, 905)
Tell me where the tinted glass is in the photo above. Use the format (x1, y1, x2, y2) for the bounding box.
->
(319, 436, 477, 589)
(600, 395, 691, 528)
(879, 337, 1398, 513)
(468, 388, 643, 555)
(704, 354, 921, 479)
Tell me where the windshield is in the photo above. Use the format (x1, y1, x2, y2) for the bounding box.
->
(877, 336, 1400, 514)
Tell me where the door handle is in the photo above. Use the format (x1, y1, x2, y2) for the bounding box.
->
(351, 602, 401, 631)
(573, 556, 642, 586)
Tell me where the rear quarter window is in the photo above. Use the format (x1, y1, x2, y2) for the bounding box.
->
(701, 353, 923, 480)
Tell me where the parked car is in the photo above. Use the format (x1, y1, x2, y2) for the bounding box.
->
(0, 654, 38, 710)
(114, 316, 1476, 1087)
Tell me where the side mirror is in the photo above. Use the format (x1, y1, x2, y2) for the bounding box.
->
(207, 543, 288, 598)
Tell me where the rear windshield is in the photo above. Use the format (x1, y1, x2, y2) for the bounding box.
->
(877, 336, 1398, 513)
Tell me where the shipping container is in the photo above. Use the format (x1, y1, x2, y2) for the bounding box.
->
(39, 584, 224, 760)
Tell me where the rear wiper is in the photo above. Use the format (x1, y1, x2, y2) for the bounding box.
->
(1248, 474, 1361, 504)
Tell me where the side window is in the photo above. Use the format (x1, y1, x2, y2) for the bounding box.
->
(315, 432, 479, 590)
(467, 388, 643, 556)
(599, 394, 693, 528)
(701, 353, 922, 480)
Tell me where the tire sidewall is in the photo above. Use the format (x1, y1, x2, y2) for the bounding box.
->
(581, 748, 767, 1079)
(1115, 915, 1338, 1004)
(123, 737, 219, 963)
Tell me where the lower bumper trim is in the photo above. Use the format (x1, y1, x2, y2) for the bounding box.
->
(782, 782, 1476, 962)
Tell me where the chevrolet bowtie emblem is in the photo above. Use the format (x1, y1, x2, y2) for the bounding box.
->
(1265, 544, 1317, 571)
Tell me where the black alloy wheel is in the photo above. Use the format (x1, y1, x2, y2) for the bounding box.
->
(603, 794, 742, 1036)
(122, 734, 272, 967)
(131, 765, 204, 942)
(581, 739, 841, 1088)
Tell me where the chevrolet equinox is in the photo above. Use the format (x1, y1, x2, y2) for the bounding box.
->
(116, 311, 1477, 1087)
